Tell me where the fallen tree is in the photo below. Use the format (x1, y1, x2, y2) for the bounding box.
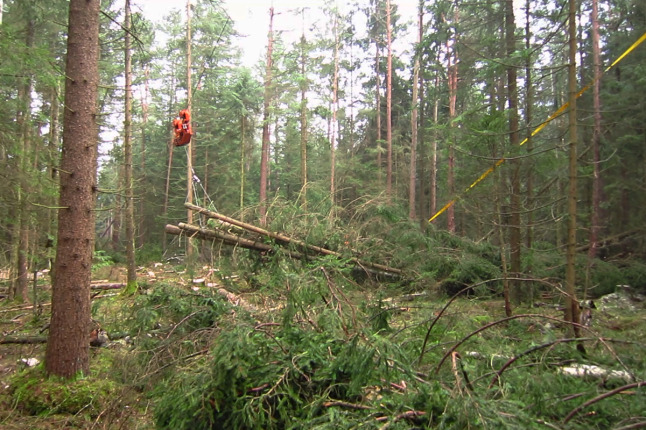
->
(165, 204, 404, 279)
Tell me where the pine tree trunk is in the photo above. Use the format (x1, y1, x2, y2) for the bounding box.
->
(162, 65, 177, 253)
(386, 0, 393, 201)
(565, 0, 582, 341)
(588, 0, 603, 260)
(139, 64, 150, 245)
(299, 24, 308, 210)
(259, 7, 274, 226)
(431, 73, 439, 221)
(524, 0, 534, 294)
(123, 0, 136, 286)
(447, 16, 458, 233)
(45, 0, 100, 378)
(331, 13, 339, 209)
(12, 19, 36, 303)
(186, 0, 194, 258)
(506, 0, 522, 303)
(375, 1, 382, 182)
(240, 116, 246, 215)
(409, 4, 422, 220)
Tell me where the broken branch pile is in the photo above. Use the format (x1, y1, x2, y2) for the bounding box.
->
(164, 203, 403, 279)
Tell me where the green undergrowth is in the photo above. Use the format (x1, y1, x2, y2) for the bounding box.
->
(134, 253, 645, 429)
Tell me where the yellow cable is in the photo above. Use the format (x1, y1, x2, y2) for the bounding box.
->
(429, 31, 646, 223)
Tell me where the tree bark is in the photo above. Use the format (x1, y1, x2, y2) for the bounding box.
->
(588, 0, 603, 260)
(446, 10, 458, 233)
(565, 0, 582, 341)
(259, 7, 274, 226)
(299, 18, 308, 210)
(386, 0, 393, 201)
(506, 0, 522, 303)
(13, 18, 36, 303)
(331, 12, 339, 209)
(45, 0, 100, 378)
(524, 0, 535, 300)
(375, 1, 382, 182)
(409, 4, 422, 220)
(185, 0, 194, 257)
(124, 0, 137, 287)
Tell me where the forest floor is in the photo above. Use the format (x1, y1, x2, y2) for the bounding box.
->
(0, 261, 644, 429)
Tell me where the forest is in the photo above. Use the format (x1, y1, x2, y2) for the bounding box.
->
(0, 0, 645, 428)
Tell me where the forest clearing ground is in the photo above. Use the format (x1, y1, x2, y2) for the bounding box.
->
(0, 262, 644, 429)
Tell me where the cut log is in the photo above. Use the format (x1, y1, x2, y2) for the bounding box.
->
(167, 223, 303, 260)
(91, 283, 125, 290)
(182, 203, 403, 276)
(167, 221, 402, 279)
(0, 336, 47, 344)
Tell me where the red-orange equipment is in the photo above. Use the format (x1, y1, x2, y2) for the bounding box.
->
(173, 109, 193, 147)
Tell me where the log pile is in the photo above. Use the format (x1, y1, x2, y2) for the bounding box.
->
(165, 203, 403, 279)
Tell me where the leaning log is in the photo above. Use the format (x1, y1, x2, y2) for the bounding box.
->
(184, 203, 403, 276)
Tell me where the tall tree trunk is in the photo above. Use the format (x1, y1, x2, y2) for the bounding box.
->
(162, 63, 177, 253)
(139, 64, 150, 245)
(375, 0, 382, 182)
(506, 0, 522, 303)
(123, 0, 136, 287)
(565, 0, 582, 342)
(299, 19, 308, 209)
(13, 19, 35, 303)
(588, 0, 603, 260)
(259, 7, 274, 226)
(239, 115, 246, 216)
(47, 82, 61, 256)
(523, 0, 536, 302)
(186, 0, 194, 258)
(409, 4, 422, 220)
(45, 0, 100, 378)
(447, 14, 458, 233)
(386, 0, 393, 201)
(331, 12, 339, 209)
(430, 72, 439, 221)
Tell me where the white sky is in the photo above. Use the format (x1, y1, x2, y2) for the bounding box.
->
(134, 0, 420, 68)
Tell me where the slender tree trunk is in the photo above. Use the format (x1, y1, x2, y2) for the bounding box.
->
(186, 0, 194, 258)
(240, 116, 246, 215)
(299, 20, 308, 209)
(47, 82, 61, 254)
(565, 0, 582, 341)
(123, 0, 136, 287)
(447, 17, 458, 233)
(431, 72, 439, 221)
(45, 0, 100, 378)
(524, 0, 535, 302)
(386, 0, 393, 201)
(588, 0, 603, 260)
(506, 0, 522, 303)
(12, 19, 35, 302)
(375, 19, 382, 182)
(259, 7, 274, 226)
(331, 12, 339, 209)
(409, 5, 422, 220)
(162, 64, 177, 253)
(524, 0, 534, 262)
(139, 64, 150, 245)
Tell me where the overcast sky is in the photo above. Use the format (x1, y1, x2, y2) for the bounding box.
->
(134, 0, 420, 68)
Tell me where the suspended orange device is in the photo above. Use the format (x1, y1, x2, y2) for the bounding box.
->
(172, 109, 193, 147)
